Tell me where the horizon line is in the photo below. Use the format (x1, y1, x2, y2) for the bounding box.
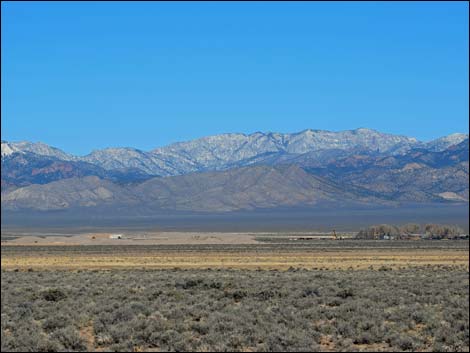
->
(2, 127, 469, 157)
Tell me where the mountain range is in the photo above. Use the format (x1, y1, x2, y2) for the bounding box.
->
(1, 128, 468, 213)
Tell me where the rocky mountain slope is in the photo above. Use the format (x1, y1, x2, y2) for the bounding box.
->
(1, 165, 385, 212)
(150, 128, 421, 173)
(4, 128, 466, 178)
(2, 129, 468, 212)
(304, 139, 469, 203)
(424, 133, 469, 152)
(1, 140, 74, 160)
(1, 151, 153, 189)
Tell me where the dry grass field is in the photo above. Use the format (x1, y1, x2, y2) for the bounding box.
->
(1, 235, 468, 271)
(2, 248, 469, 271)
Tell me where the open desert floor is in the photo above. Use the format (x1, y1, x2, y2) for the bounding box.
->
(2, 233, 469, 351)
(1, 232, 468, 270)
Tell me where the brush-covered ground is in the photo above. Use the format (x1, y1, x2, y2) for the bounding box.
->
(2, 265, 469, 352)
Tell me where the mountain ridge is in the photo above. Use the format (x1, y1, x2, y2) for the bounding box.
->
(3, 129, 467, 177)
(2, 129, 468, 213)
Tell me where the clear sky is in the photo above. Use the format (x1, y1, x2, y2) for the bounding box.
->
(1, 1, 468, 155)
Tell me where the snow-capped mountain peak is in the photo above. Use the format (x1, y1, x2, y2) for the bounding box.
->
(1, 140, 74, 160)
(425, 133, 469, 152)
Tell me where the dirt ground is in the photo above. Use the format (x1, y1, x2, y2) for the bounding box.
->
(2, 232, 468, 271)
(2, 246, 468, 271)
(2, 251, 468, 270)
(1, 231, 260, 246)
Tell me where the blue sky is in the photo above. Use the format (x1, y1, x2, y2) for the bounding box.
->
(1, 1, 468, 155)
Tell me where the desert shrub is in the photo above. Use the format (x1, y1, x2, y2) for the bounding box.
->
(257, 289, 281, 300)
(205, 280, 223, 289)
(301, 287, 320, 297)
(110, 306, 134, 323)
(337, 288, 354, 299)
(396, 335, 415, 351)
(226, 289, 247, 301)
(176, 278, 203, 290)
(42, 313, 71, 332)
(15, 301, 33, 318)
(41, 288, 66, 302)
(354, 331, 372, 344)
(108, 323, 133, 344)
(411, 310, 426, 324)
(50, 327, 87, 351)
(2, 263, 469, 352)
(191, 321, 210, 335)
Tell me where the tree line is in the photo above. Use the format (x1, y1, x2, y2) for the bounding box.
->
(356, 223, 466, 239)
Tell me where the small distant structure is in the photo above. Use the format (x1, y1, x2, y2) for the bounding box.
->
(109, 234, 123, 240)
(332, 230, 343, 240)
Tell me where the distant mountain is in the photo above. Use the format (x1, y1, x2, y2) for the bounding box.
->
(3, 130, 466, 177)
(2, 141, 468, 212)
(1, 130, 468, 213)
(2, 176, 138, 211)
(150, 128, 421, 173)
(1, 140, 74, 160)
(80, 147, 183, 176)
(304, 139, 469, 203)
(1, 165, 386, 212)
(3, 128, 455, 177)
(1, 151, 153, 189)
(424, 133, 469, 152)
